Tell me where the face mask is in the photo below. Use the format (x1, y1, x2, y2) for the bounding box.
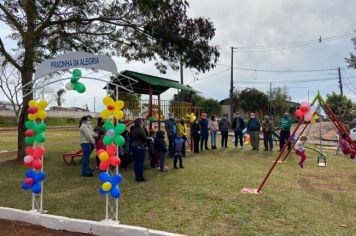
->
(87, 120, 92, 125)
(251, 116, 255, 119)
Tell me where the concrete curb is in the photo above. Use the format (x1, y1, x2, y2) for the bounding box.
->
(0, 207, 184, 236)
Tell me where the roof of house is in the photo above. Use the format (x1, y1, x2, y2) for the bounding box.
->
(107, 70, 200, 95)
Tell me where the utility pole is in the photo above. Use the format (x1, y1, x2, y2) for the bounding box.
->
(269, 82, 272, 115)
(230, 46, 237, 122)
(338, 67, 343, 96)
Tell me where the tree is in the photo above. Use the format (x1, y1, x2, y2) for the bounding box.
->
(346, 38, 356, 68)
(0, 0, 219, 160)
(55, 89, 66, 108)
(239, 88, 268, 115)
(268, 86, 291, 116)
(172, 86, 204, 106)
(326, 92, 352, 121)
(196, 98, 220, 117)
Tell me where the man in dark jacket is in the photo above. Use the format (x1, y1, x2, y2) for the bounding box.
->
(247, 112, 261, 150)
(164, 113, 177, 157)
(279, 112, 292, 151)
(192, 117, 201, 153)
(262, 115, 273, 151)
(199, 113, 209, 150)
(232, 112, 245, 149)
(219, 115, 230, 148)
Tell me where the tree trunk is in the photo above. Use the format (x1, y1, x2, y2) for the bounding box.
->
(17, 50, 34, 160)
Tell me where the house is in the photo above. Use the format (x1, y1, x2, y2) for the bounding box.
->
(0, 101, 18, 111)
(49, 106, 89, 112)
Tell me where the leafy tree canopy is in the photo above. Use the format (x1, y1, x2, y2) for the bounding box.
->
(346, 38, 356, 68)
(239, 88, 268, 113)
(326, 92, 352, 119)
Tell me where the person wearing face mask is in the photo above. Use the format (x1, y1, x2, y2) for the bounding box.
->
(219, 115, 230, 148)
(79, 115, 96, 177)
(200, 113, 210, 150)
(246, 112, 261, 150)
(192, 116, 201, 153)
(262, 115, 273, 151)
(164, 113, 178, 158)
(279, 112, 292, 151)
(232, 112, 245, 149)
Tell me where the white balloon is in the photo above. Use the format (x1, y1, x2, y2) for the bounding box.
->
(65, 82, 73, 90)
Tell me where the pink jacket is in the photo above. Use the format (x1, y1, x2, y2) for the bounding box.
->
(209, 120, 219, 131)
(339, 138, 351, 154)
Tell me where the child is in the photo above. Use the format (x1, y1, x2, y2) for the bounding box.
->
(119, 130, 130, 171)
(154, 130, 168, 172)
(339, 133, 356, 159)
(95, 129, 106, 168)
(147, 130, 157, 168)
(295, 136, 308, 168)
(174, 134, 185, 169)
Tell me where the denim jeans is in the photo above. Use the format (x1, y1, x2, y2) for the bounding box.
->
(210, 131, 217, 146)
(131, 146, 146, 179)
(221, 131, 228, 148)
(200, 132, 209, 149)
(234, 130, 243, 147)
(81, 143, 92, 176)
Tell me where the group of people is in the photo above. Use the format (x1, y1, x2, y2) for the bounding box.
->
(79, 114, 186, 181)
(78, 111, 355, 179)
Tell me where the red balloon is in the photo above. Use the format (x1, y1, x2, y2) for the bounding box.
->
(295, 109, 303, 118)
(25, 129, 36, 137)
(107, 144, 117, 156)
(25, 146, 34, 156)
(33, 147, 45, 159)
(28, 107, 38, 114)
(25, 178, 34, 186)
(24, 161, 32, 168)
(97, 149, 106, 156)
(301, 106, 308, 113)
(33, 159, 42, 170)
(110, 156, 121, 167)
(99, 161, 110, 171)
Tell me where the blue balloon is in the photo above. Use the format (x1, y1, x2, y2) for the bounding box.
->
(110, 187, 121, 199)
(112, 174, 122, 185)
(35, 172, 46, 182)
(22, 182, 31, 190)
(291, 135, 297, 142)
(99, 187, 107, 195)
(99, 172, 111, 182)
(32, 183, 42, 194)
(25, 169, 36, 179)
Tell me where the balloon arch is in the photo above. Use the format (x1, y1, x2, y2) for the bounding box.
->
(17, 51, 138, 223)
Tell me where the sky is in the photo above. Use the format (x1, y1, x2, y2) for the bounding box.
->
(1, 0, 356, 112)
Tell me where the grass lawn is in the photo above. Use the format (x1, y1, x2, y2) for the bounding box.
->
(0, 129, 355, 235)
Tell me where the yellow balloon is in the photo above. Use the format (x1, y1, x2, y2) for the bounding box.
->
(38, 110, 47, 120)
(101, 109, 111, 119)
(28, 113, 36, 121)
(99, 152, 109, 161)
(38, 100, 48, 110)
(28, 100, 37, 108)
(113, 110, 124, 120)
(102, 182, 112, 191)
(115, 100, 125, 110)
(103, 96, 114, 106)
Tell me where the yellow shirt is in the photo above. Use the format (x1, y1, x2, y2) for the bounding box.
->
(178, 123, 188, 136)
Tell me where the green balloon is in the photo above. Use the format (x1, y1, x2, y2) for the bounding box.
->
(103, 135, 113, 145)
(114, 135, 125, 147)
(104, 120, 114, 131)
(72, 69, 82, 79)
(25, 121, 36, 130)
(25, 136, 36, 145)
(71, 78, 79, 84)
(35, 134, 46, 143)
(74, 82, 86, 93)
(115, 123, 126, 134)
(148, 117, 154, 122)
(35, 123, 47, 133)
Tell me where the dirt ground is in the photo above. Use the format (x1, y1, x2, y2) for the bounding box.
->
(0, 219, 89, 236)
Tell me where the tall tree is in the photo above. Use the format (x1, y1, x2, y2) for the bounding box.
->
(268, 86, 291, 116)
(239, 88, 268, 115)
(196, 98, 220, 117)
(55, 89, 66, 108)
(346, 38, 356, 68)
(0, 0, 219, 160)
(326, 92, 352, 121)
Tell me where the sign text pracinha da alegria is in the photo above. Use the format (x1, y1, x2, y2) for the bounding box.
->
(50, 57, 100, 69)
(34, 51, 118, 80)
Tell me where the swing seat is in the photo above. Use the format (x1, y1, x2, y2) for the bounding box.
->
(317, 153, 327, 167)
(62, 150, 83, 165)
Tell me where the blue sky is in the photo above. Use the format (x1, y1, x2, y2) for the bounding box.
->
(1, 0, 356, 112)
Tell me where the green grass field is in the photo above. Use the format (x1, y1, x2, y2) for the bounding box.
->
(0, 129, 355, 235)
(0, 117, 80, 127)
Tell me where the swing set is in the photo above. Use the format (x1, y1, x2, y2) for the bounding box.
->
(241, 92, 356, 194)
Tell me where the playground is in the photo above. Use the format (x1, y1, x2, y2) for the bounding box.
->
(0, 127, 355, 235)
